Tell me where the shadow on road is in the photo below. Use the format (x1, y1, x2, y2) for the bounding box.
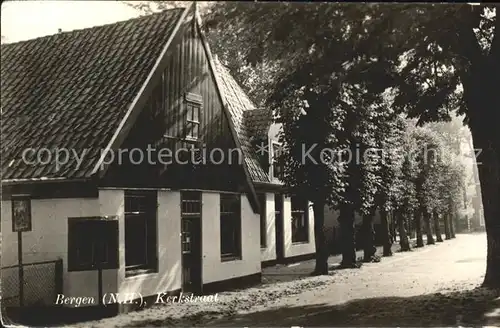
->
(262, 241, 420, 285)
(200, 287, 500, 327)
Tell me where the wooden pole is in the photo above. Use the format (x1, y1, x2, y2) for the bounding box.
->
(97, 238, 103, 306)
(18, 231, 24, 307)
(98, 266, 103, 306)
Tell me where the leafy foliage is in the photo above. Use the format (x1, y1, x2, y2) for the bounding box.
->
(130, 2, 498, 282)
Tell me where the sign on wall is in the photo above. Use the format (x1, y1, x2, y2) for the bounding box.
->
(12, 196, 32, 232)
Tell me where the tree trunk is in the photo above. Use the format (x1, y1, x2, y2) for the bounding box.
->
(362, 211, 377, 262)
(339, 203, 357, 267)
(380, 207, 393, 256)
(433, 209, 443, 242)
(459, 48, 500, 287)
(444, 212, 451, 240)
(390, 211, 397, 243)
(450, 208, 456, 239)
(397, 210, 411, 252)
(312, 201, 329, 275)
(415, 210, 424, 247)
(469, 130, 500, 288)
(423, 209, 435, 245)
(408, 215, 415, 239)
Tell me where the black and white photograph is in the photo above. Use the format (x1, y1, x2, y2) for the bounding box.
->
(0, 1, 499, 327)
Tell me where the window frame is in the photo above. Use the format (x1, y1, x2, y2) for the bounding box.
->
(184, 93, 202, 141)
(290, 196, 309, 244)
(181, 191, 202, 255)
(220, 193, 242, 261)
(124, 190, 158, 277)
(181, 191, 202, 217)
(270, 140, 283, 181)
(67, 217, 119, 272)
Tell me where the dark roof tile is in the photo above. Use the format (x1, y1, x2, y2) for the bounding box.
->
(213, 58, 272, 184)
(1, 8, 185, 181)
(243, 109, 273, 139)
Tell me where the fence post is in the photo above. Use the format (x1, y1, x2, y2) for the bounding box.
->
(55, 259, 63, 300)
(18, 231, 24, 307)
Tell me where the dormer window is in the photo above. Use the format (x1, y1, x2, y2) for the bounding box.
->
(270, 141, 283, 180)
(185, 93, 202, 140)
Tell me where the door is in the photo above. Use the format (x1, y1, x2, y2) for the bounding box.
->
(274, 193, 284, 261)
(181, 217, 202, 294)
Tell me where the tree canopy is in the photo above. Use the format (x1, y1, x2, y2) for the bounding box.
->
(127, 1, 499, 287)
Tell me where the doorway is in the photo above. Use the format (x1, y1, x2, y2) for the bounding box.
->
(181, 191, 203, 294)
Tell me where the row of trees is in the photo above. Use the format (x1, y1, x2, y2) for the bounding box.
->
(204, 2, 499, 288)
(380, 121, 466, 254)
(127, 1, 499, 288)
(328, 113, 466, 269)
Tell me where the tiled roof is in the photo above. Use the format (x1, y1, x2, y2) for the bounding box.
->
(1, 8, 185, 181)
(213, 58, 272, 184)
(243, 109, 273, 139)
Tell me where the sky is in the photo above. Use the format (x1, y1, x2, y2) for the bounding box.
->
(1, 1, 141, 43)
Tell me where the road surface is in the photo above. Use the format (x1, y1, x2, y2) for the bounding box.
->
(65, 233, 499, 327)
(210, 232, 498, 327)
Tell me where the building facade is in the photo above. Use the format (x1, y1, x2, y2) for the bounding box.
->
(1, 4, 316, 317)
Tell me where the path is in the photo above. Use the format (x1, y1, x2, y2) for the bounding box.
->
(212, 232, 498, 327)
(65, 233, 499, 327)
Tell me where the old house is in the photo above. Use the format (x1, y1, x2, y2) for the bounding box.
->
(0, 4, 316, 317)
(213, 58, 317, 267)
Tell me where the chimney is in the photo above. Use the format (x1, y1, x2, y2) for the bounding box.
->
(58, 28, 62, 33)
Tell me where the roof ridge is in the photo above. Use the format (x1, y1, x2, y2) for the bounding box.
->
(1, 7, 186, 47)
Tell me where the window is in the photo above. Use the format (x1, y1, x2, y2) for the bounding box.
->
(258, 193, 267, 248)
(69, 220, 95, 270)
(181, 191, 202, 217)
(68, 217, 119, 271)
(124, 191, 158, 275)
(271, 142, 283, 180)
(220, 194, 241, 261)
(291, 196, 309, 243)
(11, 196, 32, 232)
(181, 191, 202, 255)
(185, 93, 202, 140)
(186, 102, 200, 139)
